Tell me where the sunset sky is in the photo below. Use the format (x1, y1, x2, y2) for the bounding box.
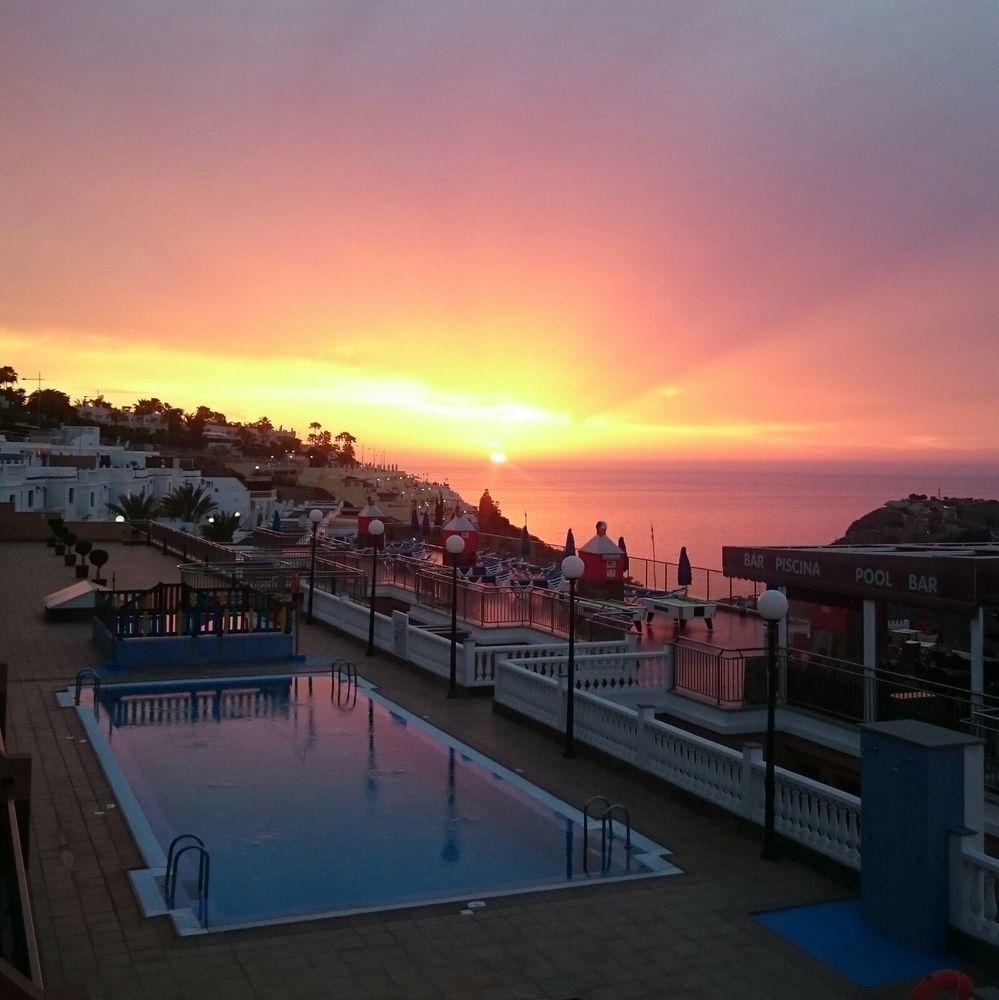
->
(2, 2, 997, 465)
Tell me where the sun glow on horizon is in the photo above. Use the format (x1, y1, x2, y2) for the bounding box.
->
(490, 451, 507, 464)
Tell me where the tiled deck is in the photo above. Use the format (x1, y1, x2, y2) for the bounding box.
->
(1, 540, 940, 998)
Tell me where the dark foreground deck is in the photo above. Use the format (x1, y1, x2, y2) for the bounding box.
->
(0, 540, 951, 999)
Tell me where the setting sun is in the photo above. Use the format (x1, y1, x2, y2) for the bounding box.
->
(490, 451, 507, 464)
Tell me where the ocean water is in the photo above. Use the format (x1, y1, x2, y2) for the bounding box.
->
(431, 461, 999, 571)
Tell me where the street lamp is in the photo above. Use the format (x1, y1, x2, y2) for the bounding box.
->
(365, 519, 384, 656)
(758, 588, 789, 860)
(445, 534, 466, 698)
(307, 508, 323, 624)
(114, 515, 125, 523)
(561, 555, 585, 758)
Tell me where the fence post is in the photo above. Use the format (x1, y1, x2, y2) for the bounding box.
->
(636, 704, 655, 770)
(663, 645, 675, 691)
(741, 743, 763, 822)
(462, 639, 476, 686)
(948, 827, 975, 936)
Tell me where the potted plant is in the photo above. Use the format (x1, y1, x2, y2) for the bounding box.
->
(89, 549, 109, 585)
(46, 517, 64, 548)
(54, 526, 68, 556)
(74, 540, 93, 578)
(63, 531, 78, 566)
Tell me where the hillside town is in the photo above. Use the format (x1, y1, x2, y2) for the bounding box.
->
(0, 365, 466, 539)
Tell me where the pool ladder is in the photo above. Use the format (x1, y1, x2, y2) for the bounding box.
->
(74, 669, 101, 705)
(332, 658, 358, 708)
(165, 834, 211, 919)
(582, 795, 632, 874)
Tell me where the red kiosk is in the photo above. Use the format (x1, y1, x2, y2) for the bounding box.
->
(579, 521, 626, 598)
(357, 501, 385, 544)
(442, 513, 479, 567)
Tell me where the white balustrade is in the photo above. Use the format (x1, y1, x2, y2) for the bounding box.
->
(503, 650, 669, 692)
(644, 719, 743, 813)
(765, 766, 861, 868)
(408, 629, 453, 680)
(495, 662, 562, 729)
(575, 691, 640, 764)
(475, 640, 628, 685)
(950, 833, 999, 945)
(494, 658, 863, 871)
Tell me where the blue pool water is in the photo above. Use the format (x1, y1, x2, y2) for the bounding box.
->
(75, 674, 675, 930)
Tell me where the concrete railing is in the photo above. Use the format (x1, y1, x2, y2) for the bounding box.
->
(473, 641, 629, 686)
(494, 659, 862, 870)
(308, 590, 633, 690)
(503, 649, 671, 693)
(950, 831, 999, 946)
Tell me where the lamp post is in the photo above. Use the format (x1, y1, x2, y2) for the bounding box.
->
(758, 588, 789, 860)
(445, 534, 466, 698)
(307, 508, 323, 623)
(561, 555, 585, 758)
(365, 519, 384, 656)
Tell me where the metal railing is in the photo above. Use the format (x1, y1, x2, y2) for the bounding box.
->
(180, 559, 368, 603)
(672, 640, 767, 706)
(94, 582, 292, 638)
(673, 639, 995, 734)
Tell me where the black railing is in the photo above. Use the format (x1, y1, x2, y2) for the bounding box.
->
(672, 640, 767, 706)
(785, 650, 865, 723)
(674, 639, 999, 742)
(95, 582, 292, 639)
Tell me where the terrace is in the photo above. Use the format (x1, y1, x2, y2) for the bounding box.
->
(0, 535, 922, 999)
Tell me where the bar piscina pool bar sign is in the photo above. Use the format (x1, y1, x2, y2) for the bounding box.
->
(723, 544, 999, 609)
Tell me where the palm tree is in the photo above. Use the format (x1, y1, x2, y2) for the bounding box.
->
(107, 491, 160, 522)
(334, 431, 357, 465)
(201, 511, 242, 544)
(160, 483, 218, 522)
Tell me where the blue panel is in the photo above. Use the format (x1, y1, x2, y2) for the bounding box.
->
(860, 726, 966, 950)
(756, 899, 962, 988)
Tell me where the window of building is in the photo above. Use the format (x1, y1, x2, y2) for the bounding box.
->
(27, 489, 34, 507)
(90, 493, 95, 507)
(68, 487, 75, 503)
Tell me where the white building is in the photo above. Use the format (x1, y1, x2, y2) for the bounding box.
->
(0, 426, 281, 525)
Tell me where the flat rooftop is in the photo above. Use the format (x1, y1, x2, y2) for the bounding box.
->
(1, 539, 948, 998)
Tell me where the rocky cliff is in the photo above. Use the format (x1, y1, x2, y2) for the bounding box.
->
(835, 494, 999, 545)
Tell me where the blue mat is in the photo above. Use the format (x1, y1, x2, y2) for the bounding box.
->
(755, 899, 963, 988)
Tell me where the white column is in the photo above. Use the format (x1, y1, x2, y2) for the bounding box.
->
(964, 739, 986, 849)
(663, 644, 675, 692)
(741, 744, 763, 822)
(863, 599, 877, 722)
(636, 704, 655, 770)
(462, 639, 476, 686)
(970, 607, 985, 709)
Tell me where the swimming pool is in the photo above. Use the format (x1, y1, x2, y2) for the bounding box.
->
(63, 673, 678, 933)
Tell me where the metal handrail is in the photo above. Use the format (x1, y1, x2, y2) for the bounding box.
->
(165, 834, 204, 884)
(332, 659, 358, 708)
(582, 796, 612, 873)
(165, 841, 210, 914)
(601, 804, 632, 860)
(74, 669, 101, 706)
